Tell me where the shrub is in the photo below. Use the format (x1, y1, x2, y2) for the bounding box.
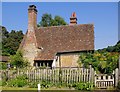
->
(78, 51, 119, 74)
(0, 71, 8, 86)
(0, 80, 7, 86)
(74, 82, 94, 91)
(28, 82, 39, 88)
(0, 62, 7, 70)
(7, 75, 28, 87)
(117, 81, 120, 89)
(41, 80, 53, 88)
(28, 80, 53, 88)
(9, 51, 30, 68)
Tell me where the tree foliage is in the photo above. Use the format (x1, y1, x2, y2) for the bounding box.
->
(80, 40, 120, 74)
(9, 51, 29, 68)
(98, 40, 120, 52)
(1, 26, 24, 56)
(78, 51, 119, 74)
(38, 13, 67, 27)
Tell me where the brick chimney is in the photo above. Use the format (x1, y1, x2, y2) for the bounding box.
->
(28, 5, 37, 32)
(70, 12, 77, 25)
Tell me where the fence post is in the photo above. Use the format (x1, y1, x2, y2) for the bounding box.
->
(89, 65, 92, 83)
(91, 68, 94, 83)
(119, 56, 120, 81)
(6, 69, 9, 81)
(118, 56, 120, 69)
(115, 68, 119, 87)
(94, 71, 96, 87)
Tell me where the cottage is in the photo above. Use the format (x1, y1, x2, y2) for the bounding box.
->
(19, 5, 94, 68)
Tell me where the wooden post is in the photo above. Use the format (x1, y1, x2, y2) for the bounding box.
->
(36, 62, 38, 68)
(94, 71, 96, 87)
(89, 65, 92, 83)
(119, 56, 120, 69)
(91, 68, 94, 84)
(115, 68, 119, 87)
(40, 63, 41, 67)
(47, 63, 49, 68)
(118, 56, 120, 81)
(59, 54, 62, 85)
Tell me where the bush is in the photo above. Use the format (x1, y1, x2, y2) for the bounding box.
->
(28, 82, 39, 88)
(0, 62, 7, 70)
(74, 82, 94, 91)
(9, 51, 29, 68)
(41, 80, 53, 88)
(0, 80, 7, 86)
(28, 80, 53, 88)
(0, 71, 8, 86)
(117, 81, 120, 89)
(78, 51, 119, 74)
(7, 75, 28, 87)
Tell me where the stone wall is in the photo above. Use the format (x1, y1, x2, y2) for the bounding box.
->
(21, 31, 40, 66)
(22, 43, 40, 66)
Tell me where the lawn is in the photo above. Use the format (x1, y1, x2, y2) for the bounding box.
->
(1, 87, 37, 90)
(0, 86, 76, 92)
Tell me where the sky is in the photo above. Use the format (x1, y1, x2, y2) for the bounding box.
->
(2, 2, 119, 50)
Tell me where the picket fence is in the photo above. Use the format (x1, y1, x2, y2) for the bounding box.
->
(1, 65, 94, 85)
(1, 66, 119, 88)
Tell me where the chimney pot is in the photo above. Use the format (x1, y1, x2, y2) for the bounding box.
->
(70, 12, 77, 25)
(28, 5, 37, 13)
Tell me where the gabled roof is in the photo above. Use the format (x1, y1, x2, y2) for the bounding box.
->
(34, 24, 94, 61)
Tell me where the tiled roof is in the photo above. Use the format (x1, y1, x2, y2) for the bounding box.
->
(0, 56, 9, 62)
(34, 24, 94, 60)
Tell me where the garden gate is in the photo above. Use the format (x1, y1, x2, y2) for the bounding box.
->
(94, 68, 119, 89)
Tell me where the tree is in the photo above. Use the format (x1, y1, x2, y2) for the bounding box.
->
(78, 51, 119, 74)
(51, 16, 67, 26)
(38, 13, 67, 27)
(38, 14, 52, 27)
(1, 26, 24, 55)
(1, 26, 9, 56)
(98, 40, 120, 53)
(9, 51, 29, 68)
(6, 30, 24, 55)
(1, 26, 9, 39)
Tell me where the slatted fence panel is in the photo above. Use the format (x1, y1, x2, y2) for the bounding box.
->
(0, 67, 94, 86)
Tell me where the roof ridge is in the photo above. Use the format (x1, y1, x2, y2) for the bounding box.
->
(37, 24, 93, 29)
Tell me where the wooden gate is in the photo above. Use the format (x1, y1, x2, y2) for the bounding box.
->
(94, 68, 119, 89)
(95, 74, 115, 88)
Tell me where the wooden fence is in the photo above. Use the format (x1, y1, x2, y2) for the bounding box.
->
(95, 74, 115, 88)
(1, 65, 94, 85)
(1, 66, 119, 88)
(18, 67, 94, 85)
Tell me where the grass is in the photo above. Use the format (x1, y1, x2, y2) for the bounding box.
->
(1, 86, 74, 90)
(1, 87, 37, 90)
